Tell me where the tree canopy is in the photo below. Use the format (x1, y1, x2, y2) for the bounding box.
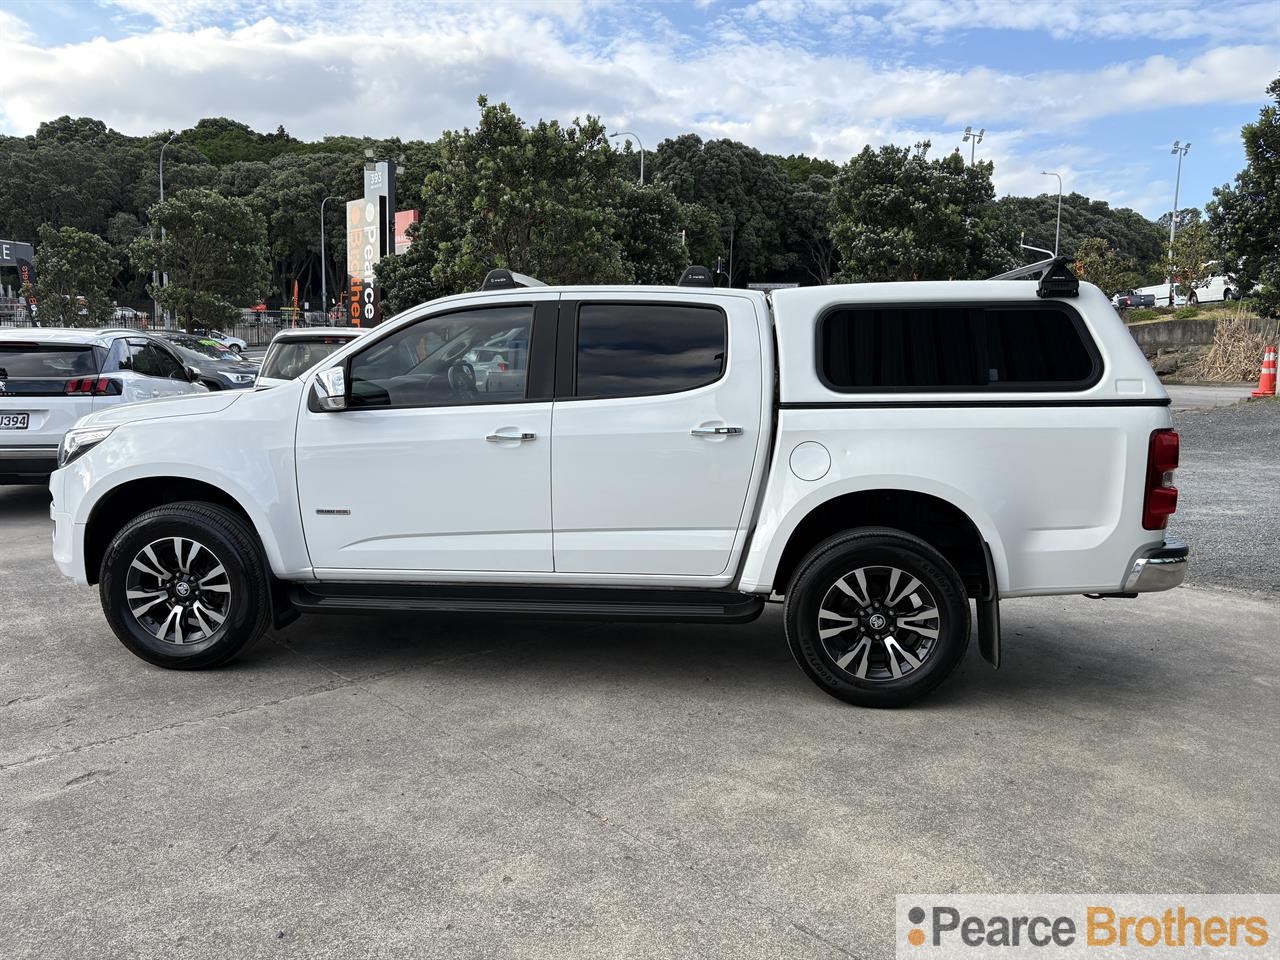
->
(830, 144, 1017, 282)
(0, 103, 1198, 322)
(1208, 72, 1280, 312)
(129, 189, 269, 328)
(25, 225, 117, 326)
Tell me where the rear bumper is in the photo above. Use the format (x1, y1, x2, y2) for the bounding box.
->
(1123, 536, 1189, 593)
(0, 445, 58, 484)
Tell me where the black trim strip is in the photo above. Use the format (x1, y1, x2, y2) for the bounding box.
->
(779, 398, 1172, 409)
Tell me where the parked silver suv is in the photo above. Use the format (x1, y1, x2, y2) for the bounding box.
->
(0, 328, 206, 484)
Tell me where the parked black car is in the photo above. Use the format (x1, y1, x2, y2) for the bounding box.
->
(156, 333, 258, 390)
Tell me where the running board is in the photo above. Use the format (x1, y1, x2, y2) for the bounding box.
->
(287, 583, 766, 623)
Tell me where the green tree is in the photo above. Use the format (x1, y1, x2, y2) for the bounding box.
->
(381, 97, 632, 300)
(786, 174, 840, 284)
(773, 153, 839, 184)
(130, 189, 269, 329)
(651, 134, 793, 284)
(996, 192, 1165, 272)
(24, 224, 118, 326)
(1073, 237, 1140, 298)
(375, 217, 439, 316)
(1208, 73, 1280, 312)
(614, 182, 689, 285)
(677, 201, 723, 270)
(831, 144, 1015, 282)
(1167, 222, 1219, 303)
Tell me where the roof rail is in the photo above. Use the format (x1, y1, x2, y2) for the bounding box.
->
(677, 265, 715, 287)
(990, 255, 1079, 298)
(479, 268, 547, 292)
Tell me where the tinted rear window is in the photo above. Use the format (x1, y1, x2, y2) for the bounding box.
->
(819, 304, 1099, 391)
(0, 343, 99, 379)
(575, 303, 726, 399)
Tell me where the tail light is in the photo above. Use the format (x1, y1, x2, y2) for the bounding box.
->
(64, 378, 122, 396)
(1142, 429, 1179, 530)
(497, 361, 508, 372)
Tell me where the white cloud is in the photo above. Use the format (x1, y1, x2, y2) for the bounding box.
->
(0, 8, 34, 42)
(742, 0, 1280, 43)
(0, 1, 1273, 215)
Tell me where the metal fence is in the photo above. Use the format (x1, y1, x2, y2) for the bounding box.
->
(0, 306, 359, 348)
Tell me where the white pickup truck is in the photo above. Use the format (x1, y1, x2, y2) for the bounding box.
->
(49, 261, 1187, 707)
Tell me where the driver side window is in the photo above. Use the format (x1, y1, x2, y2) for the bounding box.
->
(348, 305, 533, 408)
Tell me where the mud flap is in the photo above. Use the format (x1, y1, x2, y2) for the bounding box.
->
(977, 541, 1000, 669)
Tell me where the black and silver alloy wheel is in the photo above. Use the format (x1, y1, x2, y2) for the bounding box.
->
(125, 537, 232, 645)
(816, 565, 941, 682)
(784, 527, 969, 708)
(101, 502, 272, 669)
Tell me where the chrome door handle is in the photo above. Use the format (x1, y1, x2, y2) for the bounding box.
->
(691, 426, 744, 436)
(486, 431, 536, 442)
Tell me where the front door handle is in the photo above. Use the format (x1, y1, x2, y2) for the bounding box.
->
(486, 431, 536, 442)
(691, 426, 744, 437)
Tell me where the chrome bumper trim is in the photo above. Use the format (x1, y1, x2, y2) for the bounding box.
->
(0, 445, 59, 459)
(1123, 536, 1189, 593)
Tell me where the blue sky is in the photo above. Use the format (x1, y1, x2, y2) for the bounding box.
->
(1, 0, 1276, 218)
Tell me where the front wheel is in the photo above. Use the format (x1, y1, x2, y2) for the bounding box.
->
(784, 528, 970, 708)
(100, 502, 271, 669)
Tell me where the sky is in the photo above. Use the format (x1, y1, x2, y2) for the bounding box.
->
(0, 0, 1277, 219)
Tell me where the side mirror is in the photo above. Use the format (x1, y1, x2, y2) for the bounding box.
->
(187, 365, 202, 382)
(311, 366, 347, 412)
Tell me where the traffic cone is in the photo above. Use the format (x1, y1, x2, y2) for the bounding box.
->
(1252, 344, 1277, 397)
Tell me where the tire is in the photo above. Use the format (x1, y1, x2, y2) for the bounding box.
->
(230, 344, 243, 355)
(784, 527, 970, 708)
(99, 502, 271, 669)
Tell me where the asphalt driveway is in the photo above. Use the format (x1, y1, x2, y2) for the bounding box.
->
(3, 399, 1278, 958)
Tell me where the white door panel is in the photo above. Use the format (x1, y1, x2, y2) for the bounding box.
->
(295, 297, 556, 574)
(551, 297, 763, 577)
(297, 403, 553, 572)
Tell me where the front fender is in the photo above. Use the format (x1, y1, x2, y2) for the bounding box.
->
(62, 387, 311, 580)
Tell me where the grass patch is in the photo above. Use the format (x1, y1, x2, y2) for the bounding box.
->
(1125, 308, 1161, 323)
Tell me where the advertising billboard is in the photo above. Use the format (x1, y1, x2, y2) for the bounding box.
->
(346, 199, 378, 326)
(344, 161, 397, 326)
(394, 210, 419, 255)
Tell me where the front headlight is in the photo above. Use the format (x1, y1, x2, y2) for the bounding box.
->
(228, 372, 256, 384)
(58, 426, 115, 468)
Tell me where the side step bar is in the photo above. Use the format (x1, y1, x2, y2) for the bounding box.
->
(287, 583, 766, 624)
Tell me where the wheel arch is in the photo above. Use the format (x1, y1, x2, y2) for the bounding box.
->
(761, 485, 1006, 598)
(83, 476, 261, 586)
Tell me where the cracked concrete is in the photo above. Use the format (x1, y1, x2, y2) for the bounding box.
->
(2, 481, 1277, 960)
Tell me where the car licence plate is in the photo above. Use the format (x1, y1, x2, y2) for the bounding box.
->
(0, 413, 30, 429)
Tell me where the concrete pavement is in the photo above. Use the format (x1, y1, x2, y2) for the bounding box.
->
(2, 482, 1277, 959)
(1165, 383, 1257, 410)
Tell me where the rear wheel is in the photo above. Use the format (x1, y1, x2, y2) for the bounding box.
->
(784, 528, 969, 707)
(100, 502, 270, 669)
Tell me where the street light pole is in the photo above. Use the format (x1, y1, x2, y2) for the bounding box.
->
(155, 131, 177, 326)
(320, 195, 340, 325)
(1168, 140, 1191, 307)
(608, 131, 645, 185)
(1041, 171, 1063, 258)
(962, 125, 984, 164)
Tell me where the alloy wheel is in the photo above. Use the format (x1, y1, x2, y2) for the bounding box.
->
(124, 537, 232, 645)
(816, 565, 942, 682)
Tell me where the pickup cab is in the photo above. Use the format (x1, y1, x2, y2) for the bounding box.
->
(1113, 289, 1156, 309)
(49, 261, 1188, 707)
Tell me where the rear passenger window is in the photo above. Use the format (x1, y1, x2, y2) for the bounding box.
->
(818, 304, 1099, 391)
(575, 303, 726, 399)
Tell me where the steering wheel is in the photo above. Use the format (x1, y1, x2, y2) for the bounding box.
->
(447, 360, 478, 399)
